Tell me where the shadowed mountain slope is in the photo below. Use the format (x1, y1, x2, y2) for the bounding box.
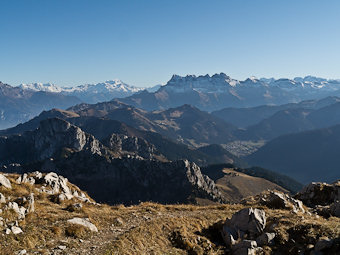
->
(246, 125, 340, 184)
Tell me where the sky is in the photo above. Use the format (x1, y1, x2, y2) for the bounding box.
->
(0, 0, 340, 88)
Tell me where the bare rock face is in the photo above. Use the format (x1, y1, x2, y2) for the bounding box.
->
(103, 133, 162, 160)
(0, 174, 11, 189)
(33, 118, 105, 160)
(0, 118, 107, 165)
(55, 157, 225, 205)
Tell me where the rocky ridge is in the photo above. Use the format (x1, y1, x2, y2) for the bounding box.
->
(0, 118, 225, 205)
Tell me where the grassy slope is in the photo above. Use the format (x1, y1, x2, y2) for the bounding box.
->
(0, 173, 339, 255)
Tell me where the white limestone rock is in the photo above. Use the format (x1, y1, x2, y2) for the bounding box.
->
(67, 217, 98, 232)
(11, 226, 23, 235)
(0, 193, 6, 203)
(0, 174, 11, 189)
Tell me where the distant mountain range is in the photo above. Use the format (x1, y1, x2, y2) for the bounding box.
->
(2, 73, 340, 186)
(19, 80, 150, 104)
(0, 81, 81, 129)
(115, 74, 340, 111)
(1, 79, 161, 129)
(3, 73, 340, 129)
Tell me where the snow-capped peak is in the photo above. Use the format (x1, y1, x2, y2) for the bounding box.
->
(64, 80, 144, 93)
(19, 83, 63, 93)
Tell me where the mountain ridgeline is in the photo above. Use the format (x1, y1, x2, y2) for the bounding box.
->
(1, 73, 340, 199)
(0, 116, 293, 205)
(116, 74, 340, 111)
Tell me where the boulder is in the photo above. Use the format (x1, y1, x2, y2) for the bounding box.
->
(67, 217, 98, 232)
(11, 226, 23, 235)
(7, 202, 26, 219)
(256, 232, 275, 246)
(0, 174, 11, 189)
(229, 208, 266, 236)
(222, 208, 266, 247)
(0, 192, 6, 203)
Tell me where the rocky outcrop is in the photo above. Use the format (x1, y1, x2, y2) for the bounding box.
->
(243, 190, 305, 213)
(43, 154, 225, 205)
(0, 171, 94, 236)
(0, 173, 11, 189)
(103, 133, 163, 160)
(221, 208, 267, 254)
(0, 118, 109, 165)
(33, 118, 106, 159)
(295, 180, 340, 217)
(0, 117, 226, 205)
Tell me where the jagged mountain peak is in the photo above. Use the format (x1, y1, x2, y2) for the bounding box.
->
(168, 72, 233, 85)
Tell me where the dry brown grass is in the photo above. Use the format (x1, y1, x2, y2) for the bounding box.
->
(65, 224, 88, 238)
(1, 173, 339, 255)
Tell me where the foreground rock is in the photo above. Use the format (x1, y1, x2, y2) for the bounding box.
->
(0, 174, 11, 189)
(222, 208, 267, 254)
(0, 171, 93, 237)
(67, 217, 98, 232)
(295, 180, 340, 217)
(242, 190, 305, 214)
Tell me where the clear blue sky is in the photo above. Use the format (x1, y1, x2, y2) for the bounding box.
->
(1, 0, 339, 87)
